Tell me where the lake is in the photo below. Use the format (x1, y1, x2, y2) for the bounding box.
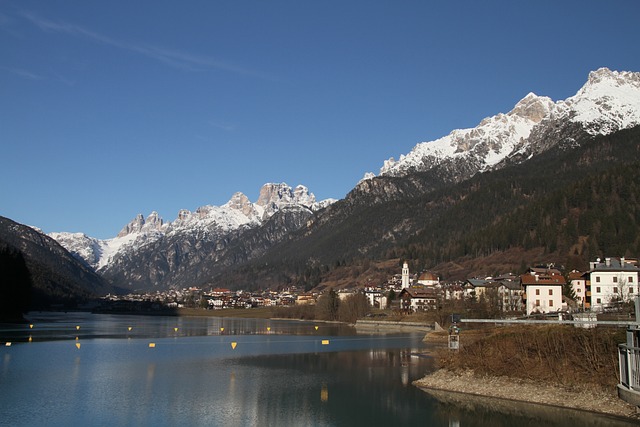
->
(0, 312, 635, 426)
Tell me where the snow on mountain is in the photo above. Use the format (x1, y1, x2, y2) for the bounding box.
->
(564, 68, 640, 135)
(49, 230, 142, 270)
(50, 183, 335, 271)
(371, 68, 640, 179)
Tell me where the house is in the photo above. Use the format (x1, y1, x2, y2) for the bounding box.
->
(464, 279, 488, 299)
(398, 287, 437, 312)
(568, 270, 588, 309)
(296, 293, 316, 305)
(337, 289, 357, 301)
(463, 277, 524, 312)
(587, 257, 640, 312)
(441, 281, 465, 301)
(363, 288, 387, 309)
(521, 272, 565, 315)
(497, 279, 524, 312)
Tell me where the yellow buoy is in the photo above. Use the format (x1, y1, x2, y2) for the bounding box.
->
(267, 327, 271, 332)
(75, 343, 81, 349)
(28, 336, 32, 342)
(29, 324, 34, 329)
(174, 327, 178, 332)
(76, 325, 80, 330)
(231, 342, 237, 350)
(128, 327, 132, 331)
(315, 326, 319, 331)
(322, 340, 329, 345)
(75, 336, 79, 341)
(5, 342, 11, 347)
(220, 327, 224, 332)
(148, 343, 156, 348)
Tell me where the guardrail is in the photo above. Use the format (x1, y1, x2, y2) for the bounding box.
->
(619, 344, 640, 390)
(459, 318, 636, 326)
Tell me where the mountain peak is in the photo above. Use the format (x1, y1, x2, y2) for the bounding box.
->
(256, 183, 316, 208)
(508, 92, 555, 123)
(225, 192, 258, 218)
(117, 212, 164, 238)
(568, 68, 640, 135)
(369, 68, 640, 180)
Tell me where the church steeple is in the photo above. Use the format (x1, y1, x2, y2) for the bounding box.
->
(402, 261, 410, 289)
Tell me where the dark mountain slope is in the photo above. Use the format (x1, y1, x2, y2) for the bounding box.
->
(0, 216, 114, 309)
(400, 125, 640, 274)
(211, 125, 640, 288)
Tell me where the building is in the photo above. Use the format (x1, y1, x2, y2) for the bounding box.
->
(401, 261, 410, 289)
(363, 289, 387, 309)
(521, 272, 565, 315)
(464, 277, 523, 312)
(416, 271, 439, 287)
(568, 270, 588, 309)
(587, 257, 640, 311)
(398, 287, 437, 312)
(497, 279, 524, 312)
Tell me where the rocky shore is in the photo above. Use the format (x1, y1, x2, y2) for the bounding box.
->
(414, 369, 640, 422)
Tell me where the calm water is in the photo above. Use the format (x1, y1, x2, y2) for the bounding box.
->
(0, 312, 635, 427)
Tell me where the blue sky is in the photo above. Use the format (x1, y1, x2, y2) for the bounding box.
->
(2, 1, 639, 239)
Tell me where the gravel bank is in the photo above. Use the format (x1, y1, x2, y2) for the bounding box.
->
(414, 369, 640, 422)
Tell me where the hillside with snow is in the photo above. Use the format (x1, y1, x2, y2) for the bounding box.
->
(51, 183, 335, 273)
(47, 67, 640, 292)
(370, 68, 640, 180)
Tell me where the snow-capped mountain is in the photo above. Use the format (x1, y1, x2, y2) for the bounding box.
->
(370, 68, 640, 180)
(47, 68, 640, 292)
(51, 183, 335, 273)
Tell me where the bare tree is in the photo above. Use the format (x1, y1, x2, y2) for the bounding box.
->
(337, 293, 370, 322)
(316, 288, 340, 321)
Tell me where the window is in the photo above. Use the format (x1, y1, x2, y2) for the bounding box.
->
(629, 287, 634, 294)
(613, 276, 618, 283)
(596, 298, 602, 304)
(596, 287, 601, 293)
(595, 276, 601, 283)
(549, 300, 553, 307)
(535, 300, 540, 306)
(613, 287, 618, 294)
(549, 289, 553, 296)
(535, 289, 540, 295)
(629, 277, 634, 283)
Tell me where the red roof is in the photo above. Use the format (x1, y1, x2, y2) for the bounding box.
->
(520, 274, 565, 286)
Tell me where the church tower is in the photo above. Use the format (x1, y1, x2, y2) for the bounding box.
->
(402, 261, 410, 289)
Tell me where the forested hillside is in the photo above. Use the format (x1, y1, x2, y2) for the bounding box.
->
(214, 126, 640, 289)
(399, 125, 640, 276)
(0, 217, 114, 310)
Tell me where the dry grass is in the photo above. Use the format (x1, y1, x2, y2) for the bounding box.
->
(436, 325, 625, 389)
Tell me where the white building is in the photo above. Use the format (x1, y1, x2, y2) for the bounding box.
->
(521, 272, 565, 315)
(401, 262, 410, 289)
(363, 289, 387, 309)
(588, 257, 640, 311)
(417, 271, 439, 287)
(568, 270, 587, 309)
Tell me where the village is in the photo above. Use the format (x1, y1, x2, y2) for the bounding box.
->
(98, 256, 640, 318)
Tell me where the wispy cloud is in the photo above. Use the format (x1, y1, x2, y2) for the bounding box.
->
(21, 12, 266, 78)
(208, 119, 237, 132)
(0, 65, 44, 80)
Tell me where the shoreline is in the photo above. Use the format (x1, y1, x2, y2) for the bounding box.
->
(413, 369, 640, 422)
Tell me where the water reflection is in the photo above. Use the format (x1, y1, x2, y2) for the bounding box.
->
(428, 392, 633, 427)
(0, 313, 636, 427)
(1, 312, 356, 343)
